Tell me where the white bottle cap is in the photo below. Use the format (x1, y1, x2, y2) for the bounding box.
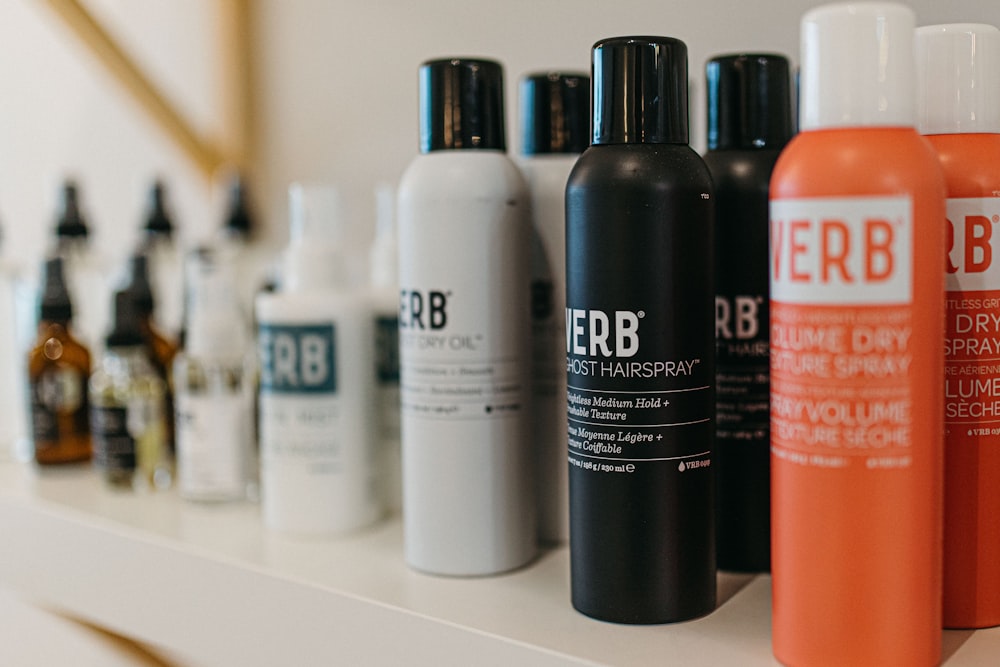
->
(916, 24, 1000, 135)
(800, 2, 916, 131)
(285, 183, 349, 291)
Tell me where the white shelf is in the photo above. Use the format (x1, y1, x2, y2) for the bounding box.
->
(0, 461, 997, 666)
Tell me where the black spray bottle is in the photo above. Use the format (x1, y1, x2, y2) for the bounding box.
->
(704, 54, 793, 573)
(565, 36, 716, 623)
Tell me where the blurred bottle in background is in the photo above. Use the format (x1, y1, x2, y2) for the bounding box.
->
(122, 254, 178, 454)
(174, 246, 255, 502)
(136, 180, 184, 338)
(90, 290, 171, 491)
(368, 183, 401, 513)
(28, 257, 92, 465)
(50, 181, 111, 352)
(0, 224, 29, 460)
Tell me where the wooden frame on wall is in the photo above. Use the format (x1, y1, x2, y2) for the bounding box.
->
(38, 0, 253, 180)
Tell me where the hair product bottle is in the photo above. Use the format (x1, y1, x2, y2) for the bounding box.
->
(0, 229, 29, 459)
(137, 181, 183, 337)
(769, 4, 946, 665)
(397, 57, 536, 576)
(124, 254, 178, 455)
(215, 175, 278, 321)
(174, 247, 255, 502)
(28, 257, 91, 465)
(518, 70, 589, 544)
(565, 36, 716, 623)
(704, 53, 793, 572)
(90, 290, 171, 490)
(369, 184, 402, 513)
(917, 22, 1000, 630)
(50, 181, 110, 351)
(256, 184, 380, 535)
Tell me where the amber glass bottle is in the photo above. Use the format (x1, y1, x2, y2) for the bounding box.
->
(28, 257, 92, 464)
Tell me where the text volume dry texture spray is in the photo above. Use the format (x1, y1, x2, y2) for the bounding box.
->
(566, 36, 716, 623)
(769, 3, 946, 665)
(917, 22, 1000, 630)
(398, 58, 536, 576)
(705, 53, 794, 572)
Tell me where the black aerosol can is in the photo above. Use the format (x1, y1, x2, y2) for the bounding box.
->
(704, 53, 793, 573)
(565, 36, 716, 623)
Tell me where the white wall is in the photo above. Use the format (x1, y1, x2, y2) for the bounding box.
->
(0, 0, 226, 281)
(255, 0, 1000, 249)
(1, 0, 999, 273)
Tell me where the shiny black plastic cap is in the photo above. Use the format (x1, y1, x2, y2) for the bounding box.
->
(39, 257, 73, 323)
(591, 36, 689, 145)
(706, 53, 794, 151)
(520, 72, 590, 155)
(419, 58, 506, 153)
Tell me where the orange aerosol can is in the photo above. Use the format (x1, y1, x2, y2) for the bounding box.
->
(918, 22, 1000, 630)
(770, 3, 946, 665)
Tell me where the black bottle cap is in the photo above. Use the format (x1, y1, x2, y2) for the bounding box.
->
(106, 289, 144, 348)
(591, 36, 689, 146)
(143, 180, 174, 237)
(419, 58, 506, 153)
(55, 181, 89, 239)
(125, 254, 155, 317)
(706, 53, 794, 151)
(39, 256, 73, 323)
(223, 175, 254, 239)
(520, 72, 590, 155)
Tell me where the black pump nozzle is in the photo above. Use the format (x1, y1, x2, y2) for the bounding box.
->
(56, 181, 89, 239)
(223, 175, 254, 240)
(105, 289, 144, 348)
(143, 181, 174, 238)
(39, 256, 73, 323)
(124, 254, 155, 318)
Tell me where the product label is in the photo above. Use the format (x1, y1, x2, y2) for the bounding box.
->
(944, 197, 1000, 430)
(91, 405, 137, 472)
(258, 320, 346, 475)
(715, 295, 769, 443)
(770, 196, 915, 470)
(258, 323, 336, 394)
(398, 288, 525, 421)
(771, 197, 912, 304)
(30, 366, 87, 445)
(565, 306, 713, 474)
(176, 391, 248, 496)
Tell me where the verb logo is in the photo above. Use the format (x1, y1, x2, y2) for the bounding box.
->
(945, 199, 1000, 291)
(770, 196, 912, 305)
(716, 296, 761, 340)
(259, 323, 337, 394)
(566, 308, 641, 358)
